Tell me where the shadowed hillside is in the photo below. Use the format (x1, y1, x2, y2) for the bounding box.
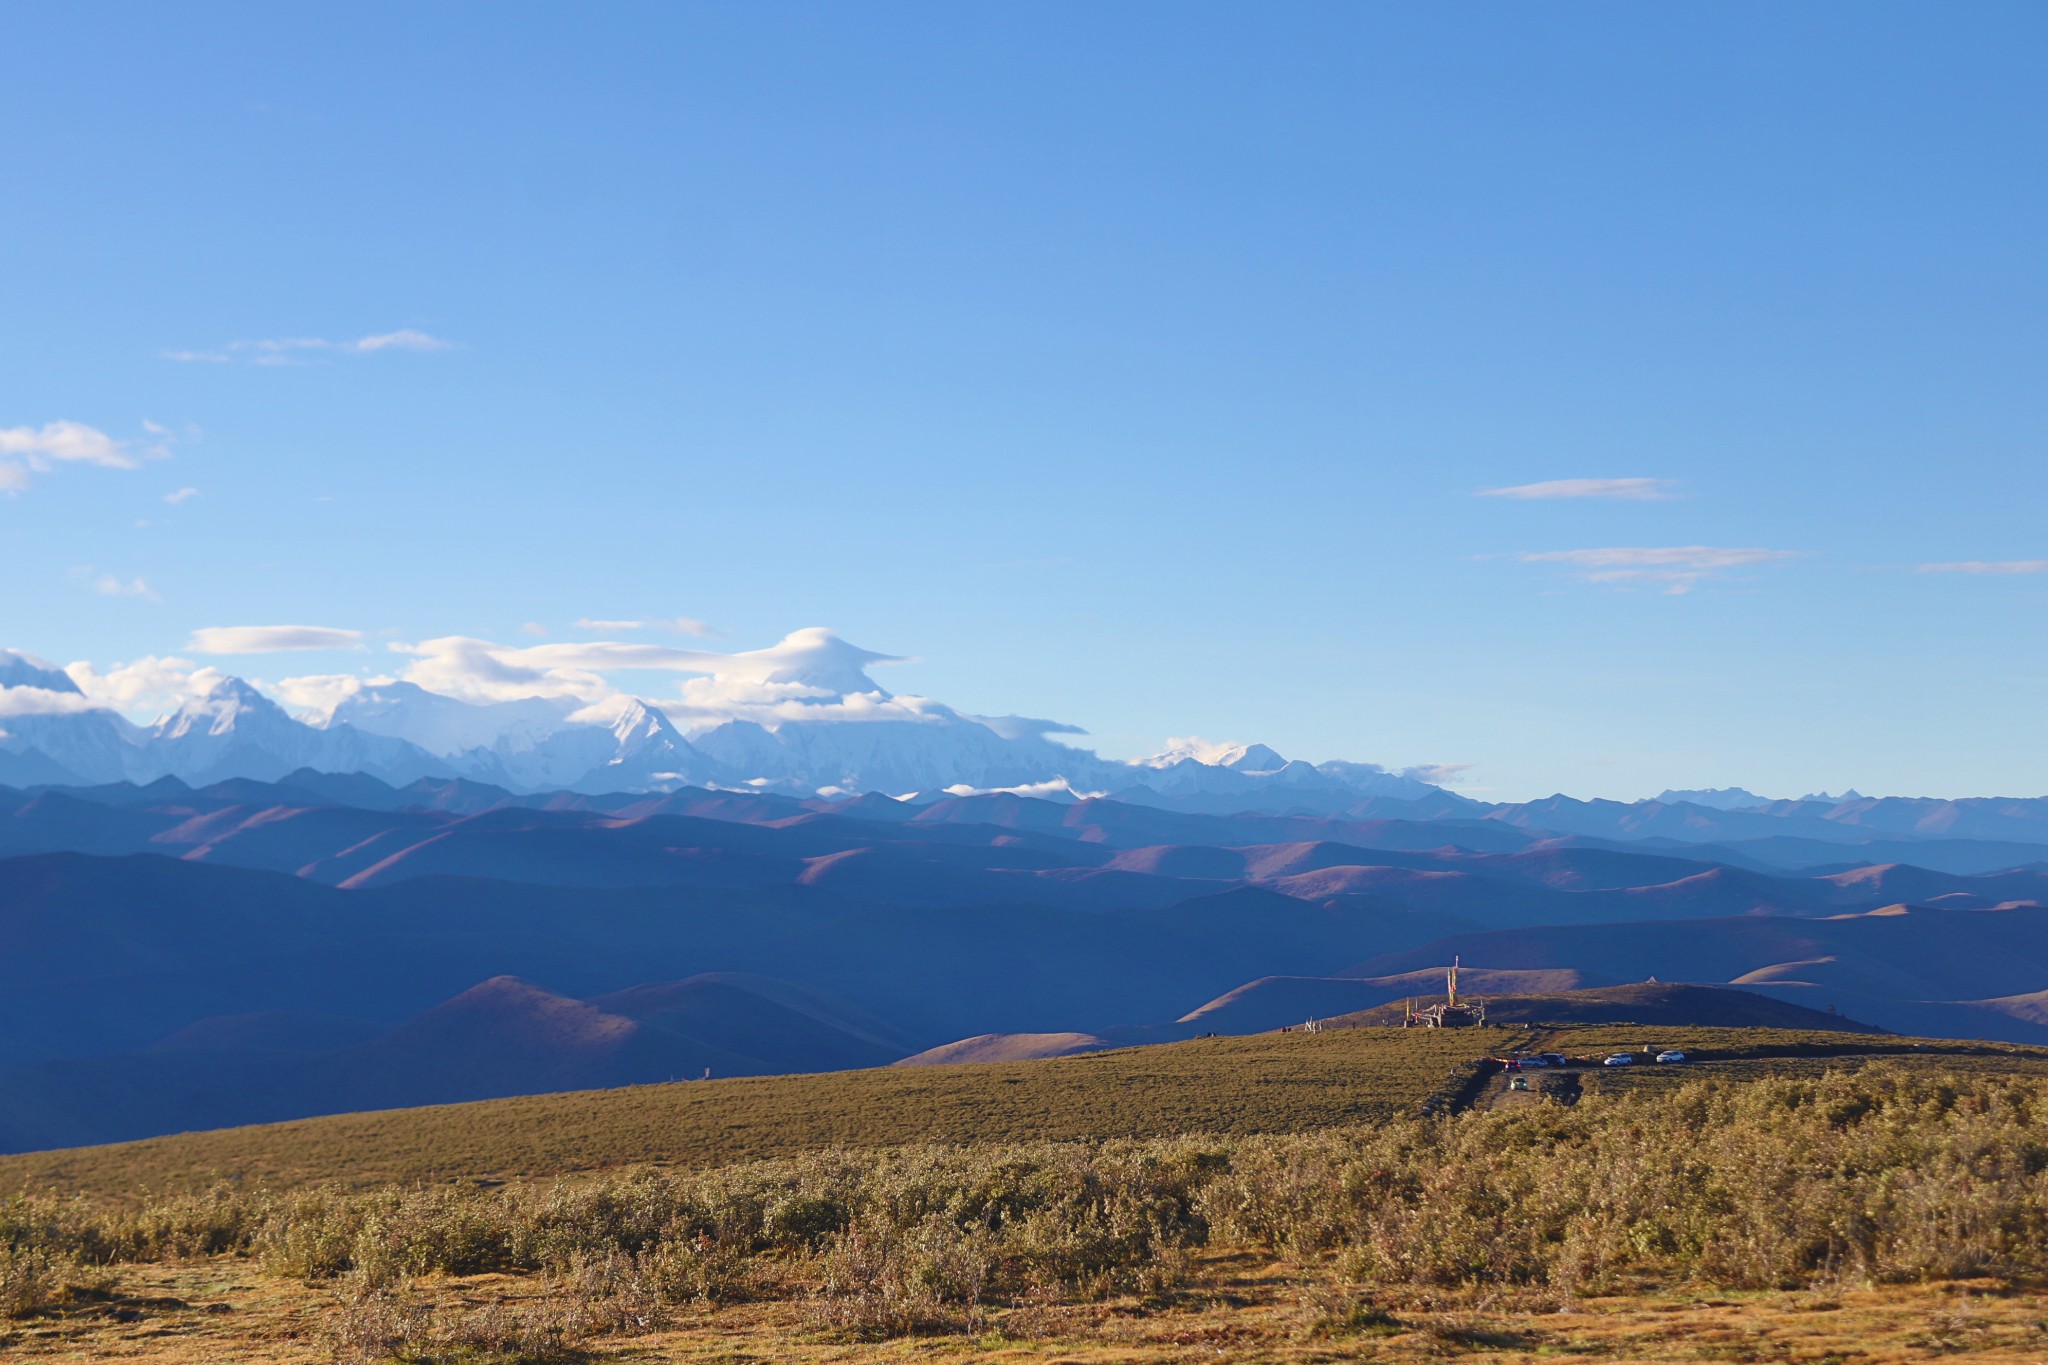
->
(0, 971, 914, 1153)
(1345, 904, 2048, 1043)
(3, 770, 2048, 1154)
(1175, 966, 1599, 1035)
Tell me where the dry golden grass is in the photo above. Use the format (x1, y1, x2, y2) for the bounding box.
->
(1526, 1023, 2048, 1063)
(10, 1024, 2034, 1202)
(8, 1253, 2048, 1362)
(0, 1027, 1504, 1198)
(14, 1057, 2048, 1361)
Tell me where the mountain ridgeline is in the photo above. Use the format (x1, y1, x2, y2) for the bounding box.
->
(0, 641, 1448, 803)
(8, 641, 2048, 1154)
(3, 760, 2048, 1154)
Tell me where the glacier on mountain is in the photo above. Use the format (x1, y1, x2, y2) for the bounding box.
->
(0, 636, 1449, 807)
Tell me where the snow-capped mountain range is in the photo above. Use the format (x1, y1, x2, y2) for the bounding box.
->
(0, 641, 1445, 806)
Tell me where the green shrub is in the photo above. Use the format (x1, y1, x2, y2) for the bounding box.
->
(807, 1212, 993, 1338)
(14, 1064, 2048, 1340)
(641, 1233, 758, 1305)
(0, 1243, 115, 1319)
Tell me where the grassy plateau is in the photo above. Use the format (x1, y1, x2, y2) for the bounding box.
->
(8, 1025, 2048, 1362)
(0, 1027, 1504, 1197)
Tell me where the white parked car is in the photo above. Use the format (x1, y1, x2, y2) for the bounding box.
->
(1655, 1050, 1687, 1064)
(1602, 1053, 1634, 1066)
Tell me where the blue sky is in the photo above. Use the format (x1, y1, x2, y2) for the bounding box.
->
(3, 1, 2044, 800)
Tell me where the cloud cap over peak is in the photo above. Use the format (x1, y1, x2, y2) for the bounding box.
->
(737, 628, 906, 693)
(390, 627, 909, 711)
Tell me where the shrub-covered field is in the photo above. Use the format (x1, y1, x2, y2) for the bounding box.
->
(6, 1024, 2025, 1201)
(9, 1063, 2048, 1361)
(0, 1027, 1507, 1196)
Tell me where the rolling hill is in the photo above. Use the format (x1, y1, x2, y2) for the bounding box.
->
(1325, 981, 1886, 1031)
(0, 972, 915, 1153)
(3, 767, 2048, 1155)
(1345, 904, 2048, 1043)
(7, 1024, 2038, 1201)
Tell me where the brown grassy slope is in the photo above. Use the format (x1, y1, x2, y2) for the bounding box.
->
(12, 1255, 2048, 1364)
(8, 1024, 2039, 1203)
(1569, 1048, 2048, 1104)
(20, 1063, 2048, 1361)
(0, 1027, 1497, 1198)
(892, 1031, 1114, 1065)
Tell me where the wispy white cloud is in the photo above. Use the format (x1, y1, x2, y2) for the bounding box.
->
(392, 634, 845, 700)
(1518, 545, 1803, 595)
(68, 566, 161, 602)
(162, 329, 456, 365)
(1150, 736, 1252, 766)
(572, 616, 714, 636)
(93, 574, 159, 601)
(0, 654, 99, 716)
(940, 778, 1105, 800)
(1402, 762, 1475, 786)
(1917, 560, 2048, 575)
(188, 625, 366, 653)
(65, 655, 223, 717)
(389, 628, 929, 732)
(245, 337, 330, 353)
(162, 486, 201, 505)
(0, 420, 165, 494)
(1480, 478, 1679, 501)
(352, 329, 452, 352)
(519, 621, 550, 638)
(390, 636, 609, 704)
(0, 687, 99, 718)
(972, 715, 1087, 742)
(265, 672, 386, 716)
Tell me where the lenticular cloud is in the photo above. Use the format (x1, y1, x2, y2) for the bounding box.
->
(189, 626, 367, 654)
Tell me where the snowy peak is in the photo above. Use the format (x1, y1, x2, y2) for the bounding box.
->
(0, 649, 82, 695)
(609, 698, 684, 748)
(0, 634, 1461, 810)
(689, 719, 788, 776)
(154, 675, 288, 740)
(1657, 787, 1776, 811)
(1140, 738, 1268, 769)
(588, 698, 721, 789)
(1219, 743, 1287, 773)
(326, 679, 576, 757)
